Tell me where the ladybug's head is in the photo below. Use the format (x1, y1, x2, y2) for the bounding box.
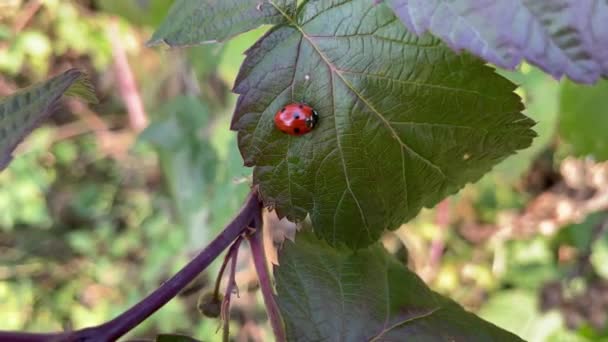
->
(305, 110, 319, 128)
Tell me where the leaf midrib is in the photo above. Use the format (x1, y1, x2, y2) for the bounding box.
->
(268, 1, 373, 242)
(369, 306, 440, 342)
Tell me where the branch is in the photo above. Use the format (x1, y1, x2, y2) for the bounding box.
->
(109, 19, 149, 132)
(248, 211, 286, 342)
(0, 332, 61, 342)
(0, 191, 261, 342)
(221, 238, 242, 342)
(426, 198, 450, 281)
(13, 0, 42, 34)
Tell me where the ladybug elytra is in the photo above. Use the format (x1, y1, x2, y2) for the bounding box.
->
(274, 103, 319, 136)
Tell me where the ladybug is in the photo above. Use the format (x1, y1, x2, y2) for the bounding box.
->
(274, 103, 319, 136)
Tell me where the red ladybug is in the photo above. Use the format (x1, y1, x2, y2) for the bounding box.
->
(274, 103, 319, 136)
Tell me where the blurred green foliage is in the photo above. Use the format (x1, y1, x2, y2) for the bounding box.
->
(97, 0, 173, 27)
(559, 80, 608, 160)
(1, 1, 608, 341)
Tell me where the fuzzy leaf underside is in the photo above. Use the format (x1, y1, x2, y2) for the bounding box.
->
(0, 69, 97, 171)
(148, 0, 296, 46)
(275, 232, 524, 341)
(232, 0, 535, 248)
(386, 0, 608, 84)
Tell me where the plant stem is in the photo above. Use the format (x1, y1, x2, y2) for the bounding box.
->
(0, 332, 64, 342)
(248, 212, 286, 342)
(221, 238, 242, 342)
(12, 0, 42, 34)
(109, 19, 149, 132)
(0, 191, 261, 342)
(428, 198, 450, 279)
(213, 238, 241, 298)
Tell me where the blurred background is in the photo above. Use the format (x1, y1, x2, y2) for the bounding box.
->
(1, 1, 607, 341)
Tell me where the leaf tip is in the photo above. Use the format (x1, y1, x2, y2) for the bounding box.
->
(64, 69, 99, 104)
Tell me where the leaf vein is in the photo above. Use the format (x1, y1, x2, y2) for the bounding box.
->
(368, 307, 441, 342)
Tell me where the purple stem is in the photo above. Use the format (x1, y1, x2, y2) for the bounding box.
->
(0, 332, 64, 342)
(0, 191, 261, 342)
(248, 212, 286, 342)
(214, 238, 241, 298)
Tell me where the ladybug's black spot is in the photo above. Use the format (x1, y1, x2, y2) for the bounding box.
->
(294, 128, 301, 134)
(281, 107, 286, 112)
(294, 114, 300, 119)
(299, 104, 304, 109)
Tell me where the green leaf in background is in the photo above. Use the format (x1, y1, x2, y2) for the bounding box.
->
(141, 96, 250, 248)
(207, 133, 251, 230)
(96, 0, 173, 27)
(148, 0, 296, 46)
(232, 0, 535, 248)
(275, 231, 523, 341)
(0, 69, 97, 171)
(559, 80, 608, 161)
(591, 223, 608, 280)
(141, 96, 218, 240)
(553, 211, 608, 281)
(493, 65, 560, 180)
(503, 237, 558, 290)
(556, 211, 606, 251)
(479, 290, 565, 342)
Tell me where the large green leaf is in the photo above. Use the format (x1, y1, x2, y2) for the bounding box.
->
(140, 96, 218, 240)
(141, 96, 251, 245)
(559, 80, 608, 160)
(148, 0, 296, 46)
(0, 69, 97, 171)
(232, 0, 535, 248)
(275, 231, 523, 341)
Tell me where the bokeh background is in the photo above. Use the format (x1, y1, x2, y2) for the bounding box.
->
(1, 1, 608, 341)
